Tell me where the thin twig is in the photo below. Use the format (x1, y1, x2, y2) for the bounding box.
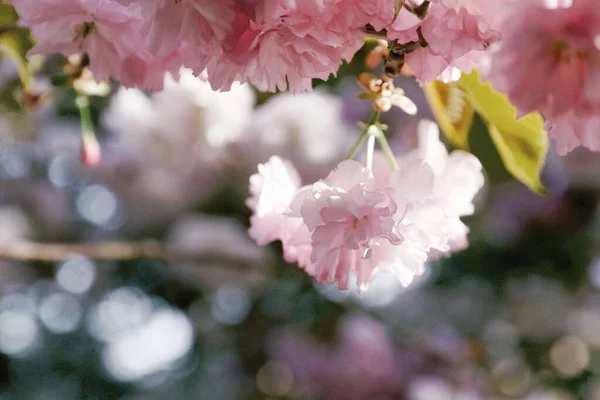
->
(0, 241, 263, 270)
(365, 25, 389, 40)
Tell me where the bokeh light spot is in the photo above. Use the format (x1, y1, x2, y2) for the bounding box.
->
(38, 292, 82, 334)
(211, 285, 251, 326)
(56, 255, 96, 294)
(550, 336, 589, 377)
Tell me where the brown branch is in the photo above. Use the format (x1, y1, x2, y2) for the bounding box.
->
(410, 1, 431, 19)
(0, 241, 264, 270)
(365, 24, 389, 40)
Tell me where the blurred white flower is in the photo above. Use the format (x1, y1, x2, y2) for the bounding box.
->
(239, 90, 356, 181)
(95, 70, 256, 231)
(102, 307, 194, 382)
(104, 68, 255, 165)
(409, 378, 481, 400)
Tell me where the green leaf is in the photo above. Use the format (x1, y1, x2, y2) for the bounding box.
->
(0, 2, 36, 93)
(0, 33, 35, 90)
(0, 2, 18, 27)
(459, 70, 548, 195)
(423, 80, 474, 150)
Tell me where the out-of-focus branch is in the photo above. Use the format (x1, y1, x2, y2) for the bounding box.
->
(0, 241, 261, 270)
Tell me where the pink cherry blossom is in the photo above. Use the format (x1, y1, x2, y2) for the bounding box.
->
(345, 0, 398, 31)
(387, 0, 501, 82)
(545, 109, 600, 155)
(247, 156, 302, 247)
(140, 0, 235, 57)
(247, 155, 459, 291)
(246, 156, 313, 267)
(118, 49, 184, 91)
(371, 159, 451, 285)
(487, 0, 600, 155)
(12, 0, 145, 82)
(290, 160, 403, 290)
(408, 119, 485, 256)
(202, 1, 368, 92)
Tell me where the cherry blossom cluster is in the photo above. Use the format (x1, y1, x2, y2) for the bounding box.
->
(7, 0, 600, 289)
(487, 0, 600, 155)
(8, 0, 497, 90)
(247, 121, 484, 291)
(8, 0, 600, 154)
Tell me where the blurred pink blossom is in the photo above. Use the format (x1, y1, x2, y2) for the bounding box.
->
(488, 0, 600, 154)
(271, 314, 448, 400)
(10, 0, 178, 89)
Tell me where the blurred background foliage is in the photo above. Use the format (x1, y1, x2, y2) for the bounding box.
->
(0, 3, 600, 399)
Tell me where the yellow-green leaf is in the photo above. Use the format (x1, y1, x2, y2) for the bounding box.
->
(0, 34, 34, 89)
(0, 2, 18, 27)
(0, 2, 37, 94)
(459, 70, 548, 194)
(424, 80, 474, 150)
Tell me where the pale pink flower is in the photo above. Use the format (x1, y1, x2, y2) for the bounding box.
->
(546, 109, 600, 155)
(407, 120, 485, 256)
(489, 0, 600, 117)
(246, 153, 466, 291)
(247, 156, 302, 246)
(140, 0, 235, 57)
(371, 159, 451, 285)
(345, 0, 398, 31)
(413, 120, 484, 217)
(386, 7, 423, 43)
(387, 0, 501, 82)
(290, 160, 403, 290)
(200, 0, 411, 92)
(246, 156, 312, 268)
(437, 50, 490, 83)
(488, 0, 600, 155)
(370, 120, 484, 262)
(12, 0, 145, 82)
(293, 158, 452, 290)
(245, 121, 482, 292)
(118, 49, 183, 91)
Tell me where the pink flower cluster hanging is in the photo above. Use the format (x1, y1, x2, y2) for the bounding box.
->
(247, 121, 484, 290)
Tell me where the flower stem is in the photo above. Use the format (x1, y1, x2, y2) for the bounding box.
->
(365, 133, 376, 170)
(345, 111, 380, 160)
(376, 131, 399, 171)
(76, 95, 101, 166)
(75, 95, 94, 137)
(345, 132, 368, 161)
